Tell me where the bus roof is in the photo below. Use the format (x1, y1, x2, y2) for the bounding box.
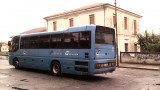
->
(12, 25, 116, 38)
(13, 25, 98, 37)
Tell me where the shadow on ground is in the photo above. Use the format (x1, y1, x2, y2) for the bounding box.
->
(11, 67, 110, 82)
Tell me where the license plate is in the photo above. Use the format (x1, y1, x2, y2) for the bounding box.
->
(104, 63, 108, 67)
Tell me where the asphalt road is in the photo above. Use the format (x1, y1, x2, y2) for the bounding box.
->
(0, 59, 160, 90)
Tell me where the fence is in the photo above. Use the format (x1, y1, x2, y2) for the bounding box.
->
(120, 52, 160, 65)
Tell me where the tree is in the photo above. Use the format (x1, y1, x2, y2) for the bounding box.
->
(137, 30, 160, 52)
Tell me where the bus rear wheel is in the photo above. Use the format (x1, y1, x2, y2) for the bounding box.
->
(51, 61, 61, 76)
(14, 60, 19, 69)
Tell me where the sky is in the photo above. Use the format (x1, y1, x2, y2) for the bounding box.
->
(0, 0, 160, 42)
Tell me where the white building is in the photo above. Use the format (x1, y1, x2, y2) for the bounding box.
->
(43, 3, 142, 53)
(1, 43, 9, 52)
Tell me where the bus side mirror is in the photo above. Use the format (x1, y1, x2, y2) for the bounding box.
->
(8, 41, 11, 46)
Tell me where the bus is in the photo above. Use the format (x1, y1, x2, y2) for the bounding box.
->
(8, 25, 116, 75)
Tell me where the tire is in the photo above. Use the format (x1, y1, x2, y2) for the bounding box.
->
(14, 60, 19, 69)
(51, 61, 61, 76)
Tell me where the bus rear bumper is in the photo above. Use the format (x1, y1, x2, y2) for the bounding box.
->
(74, 59, 116, 75)
(90, 59, 116, 75)
(93, 67, 116, 74)
(74, 66, 116, 75)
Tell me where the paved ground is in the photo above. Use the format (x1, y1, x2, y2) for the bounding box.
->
(0, 59, 160, 90)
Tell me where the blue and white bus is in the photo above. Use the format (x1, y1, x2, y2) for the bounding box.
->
(8, 25, 116, 75)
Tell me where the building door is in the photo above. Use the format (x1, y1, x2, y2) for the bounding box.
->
(125, 43, 128, 52)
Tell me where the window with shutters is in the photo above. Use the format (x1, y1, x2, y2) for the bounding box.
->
(125, 43, 128, 52)
(53, 21, 57, 31)
(89, 14, 95, 24)
(113, 14, 116, 27)
(124, 17, 128, 30)
(69, 18, 74, 27)
(134, 20, 137, 34)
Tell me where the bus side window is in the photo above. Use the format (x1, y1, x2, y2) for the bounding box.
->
(71, 33, 79, 49)
(79, 31, 91, 49)
(51, 34, 63, 49)
(29, 36, 39, 49)
(56, 34, 63, 49)
(39, 35, 50, 49)
(64, 33, 72, 49)
(63, 32, 79, 49)
(21, 37, 28, 49)
(50, 35, 57, 48)
(20, 41, 24, 49)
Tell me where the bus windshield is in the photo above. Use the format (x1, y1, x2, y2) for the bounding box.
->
(95, 26, 115, 45)
(9, 36, 19, 52)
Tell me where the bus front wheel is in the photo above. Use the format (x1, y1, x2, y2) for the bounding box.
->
(51, 61, 61, 76)
(14, 59, 19, 69)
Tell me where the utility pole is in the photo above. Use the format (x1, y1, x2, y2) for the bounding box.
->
(115, 0, 119, 66)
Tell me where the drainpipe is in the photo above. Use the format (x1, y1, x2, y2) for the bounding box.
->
(46, 19, 48, 32)
(115, 0, 119, 67)
(103, 5, 106, 26)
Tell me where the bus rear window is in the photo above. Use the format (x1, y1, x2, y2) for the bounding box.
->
(95, 26, 115, 45)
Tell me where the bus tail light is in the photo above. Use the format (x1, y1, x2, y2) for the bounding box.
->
(95, 64, 101, 69)
(95, 62, 115, 69)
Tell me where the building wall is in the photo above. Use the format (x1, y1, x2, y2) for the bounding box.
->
(105, 7, 141, 52)
(45, 4, 141, 53)
(47, 8, 105, 31)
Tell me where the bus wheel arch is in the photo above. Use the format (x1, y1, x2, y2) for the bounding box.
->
(50, 60, 61, 76)
(13, 57, 19, 69)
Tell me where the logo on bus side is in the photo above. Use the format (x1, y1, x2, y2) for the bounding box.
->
(65, 51, 78, 56)
(23, 50, 27, 55)
(50, 51, 62, 56)
(49, 50, 78, 56)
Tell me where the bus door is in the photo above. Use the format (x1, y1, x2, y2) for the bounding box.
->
(19, 37, 30, 67)
(19, 49, 29, 67)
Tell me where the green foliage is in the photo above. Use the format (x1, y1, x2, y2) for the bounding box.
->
(137, 30, 160, 52)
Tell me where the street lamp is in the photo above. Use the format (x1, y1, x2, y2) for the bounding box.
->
(114, 0, 119, 66)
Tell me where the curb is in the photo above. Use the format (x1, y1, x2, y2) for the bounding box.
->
(118, 66, 160, 71)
